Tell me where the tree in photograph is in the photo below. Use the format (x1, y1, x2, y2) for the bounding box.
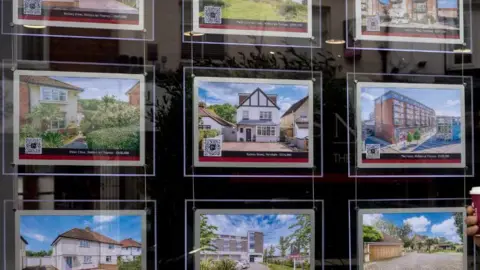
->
(263, 248, 268, 263)
(407, 132, 413, 145)
(208, 103, 237, 123)
(26, 250, 53, 257)
(277, 236, 290, 257)
(413, 129, 421, 144)
(199, 214, 218, 251)
(453, 213, 463, 242)
(372, 219, 398, 238)
(363, 225, 383, 242)
(268, 245, 276, 259)
(425, 238, 436, 253)
(25, 103, 63, 131)
(288, 215, 311, 255)
(397, 223, 413, 243)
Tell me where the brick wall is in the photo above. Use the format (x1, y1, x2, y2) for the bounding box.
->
(128, 83, 140, 107)
(19, 81, 30, 125)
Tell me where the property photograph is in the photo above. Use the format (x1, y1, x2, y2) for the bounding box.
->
(193, 0, 312, 37)
(14, 0, 144, 30)
(195, 210, 314, 270)
(356, 82, 465, 168)
(356, 0, 463, 43)
(14, 70, 145, 166)
(359, 208, 466, 270)
(193, 77, 314, 168)
(16, 210, 146, 270)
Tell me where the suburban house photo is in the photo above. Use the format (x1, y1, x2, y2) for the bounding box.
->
(196, 79, 312, 159)
(18, 74, 142, 155)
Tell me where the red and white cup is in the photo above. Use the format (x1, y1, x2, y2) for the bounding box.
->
(470, 187, 480, 224)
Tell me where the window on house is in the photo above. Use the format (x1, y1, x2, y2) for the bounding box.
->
(257, 126, 276, 136)
(80, 240, 89, 248)
(242, 111, 249, 120)
(108, 244, 114, 249)
(137, 247, 141, 252)
(41, 87, 68, 102)
(260, 111, 272, 120)
(106, 256, 112, 262)
(199, 125, 211, 130)
(84, 256, 92, 264)
(240, 128, 243, 133)
(50, 114, 66, 129)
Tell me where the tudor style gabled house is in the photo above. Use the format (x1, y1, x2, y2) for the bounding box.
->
(236, 88, 280, 142)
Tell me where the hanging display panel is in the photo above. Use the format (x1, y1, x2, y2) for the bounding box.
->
(3, 199, 157, 270)
(349, 199, 475, 270)
(183, 0, 323, 47)
(185, 199, 323, 270)
(2, 0, 154, 40)
(346, 72, 474, 177)
(2, 60, 156, 176)
(184, 67, 323, 178)
(356, 82, 465, 169)
(346, 0, 473, 53)
(193, 76, 314, 168)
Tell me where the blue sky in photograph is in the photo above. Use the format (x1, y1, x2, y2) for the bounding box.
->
(437, 0, 458, 9)
(205, 214, 306, 255)
(51, 76, 139, 102)
(379, 0, 389, 4)
(198, 81, 309, 115)
(360, 87, 462, 121)
(20, 215, 142, 252)
(363, 211, 462, 243)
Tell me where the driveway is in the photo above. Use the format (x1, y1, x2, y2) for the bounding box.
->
(364, 252, 463, 270)
(222, 142, 293, 152)
(249, 263, 269, 270)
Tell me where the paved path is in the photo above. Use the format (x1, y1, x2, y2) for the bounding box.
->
(249, 263, 269, 270)
(222, 142, 293, 152)
(365, 252, 463, 270)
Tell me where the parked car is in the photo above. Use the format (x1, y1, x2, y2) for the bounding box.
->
(240, 259, 250, 268)
(235, 261, 244, 270)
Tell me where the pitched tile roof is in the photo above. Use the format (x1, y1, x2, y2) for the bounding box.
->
(237, 88, 280, 110)
(198, 106, 235, 127)
(120, 238, 141, 248)
(281, 96, 308, 118)
(20, 75, 83, 91)
(52, 228, 120, 246)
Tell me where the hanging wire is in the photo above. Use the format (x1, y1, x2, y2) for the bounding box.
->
(309, 36, 316, 211)
(353, 36, 358, 211)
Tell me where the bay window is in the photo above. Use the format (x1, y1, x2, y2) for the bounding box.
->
(256, 126, 276, 136)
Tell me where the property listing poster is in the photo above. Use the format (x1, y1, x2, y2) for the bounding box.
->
(193, 77, 314, 168)
(13, 70, 145, 166)
(195, 209, 315, 270)
(13, 0, 144, 30)
(358, 208, 467, 270)
(192, 0, 312, 37)
(356, 0, 464, 44)
(16, 210, 146, 270)
(356, 82, 465, 168)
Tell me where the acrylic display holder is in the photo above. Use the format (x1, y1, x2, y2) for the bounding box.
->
(1, 60, 156, 176)
(3, 199, 157, 270)
(346, 72, 474, 178)
(1, 0, 155, 40)
(345, 0, 473, 54)
(183, 66, 323, 178)
(348, 198, 476, 270)
(185, 199, 324, 270)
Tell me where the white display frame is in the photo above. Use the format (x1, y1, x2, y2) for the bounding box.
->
(192, 76, 314, 168)
(355, 82, 466, 169)
(14, 209, 148, 270)
(13, 70, 146, 167)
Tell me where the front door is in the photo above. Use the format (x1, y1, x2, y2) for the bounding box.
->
(246, 128, 251, 141)
(65, 257, 73, 270)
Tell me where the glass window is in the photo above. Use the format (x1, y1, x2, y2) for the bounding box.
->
(83, 256, 92, 264)
(260, 111, 272, 120)
(108, 244, 114, 249)
(50, 115, 66, 130)
(106, 256, 111, 262)
(41, 87, 68, 102)
(80, 240, 89, 248)
(242, 111, 249, 120)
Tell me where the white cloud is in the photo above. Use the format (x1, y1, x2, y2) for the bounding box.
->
(93, 215, 117, 223)
(436, 110, 461, 117)
(277, 215, 294, 222)
(403, 216, 431, 233)
(363, 214, 383, 226)
(431, 217, 457, 236)
(445, 100, 460, 107)
(24, 232, 48, 242)
(361, 92, 376, 101)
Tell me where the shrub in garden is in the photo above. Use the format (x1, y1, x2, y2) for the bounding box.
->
(200, 258, 215, 270)
(41, 131, 64, 148)
(199, 129, 220, 149)
(86, 126, 140, 150)
(212, 259, 237, 270)
(277, 0, 307, 20)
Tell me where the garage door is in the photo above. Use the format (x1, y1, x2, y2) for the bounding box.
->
(369, 245, 402, 261)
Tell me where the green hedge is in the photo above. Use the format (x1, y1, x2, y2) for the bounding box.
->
(86, 126, 140, 150)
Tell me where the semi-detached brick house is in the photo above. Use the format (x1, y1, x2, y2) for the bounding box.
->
(126, 82, 140, 107)
(201, 231, 264, 263)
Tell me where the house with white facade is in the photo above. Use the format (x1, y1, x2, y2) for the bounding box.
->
(120, 238, 142, 262)
(198, 103, 236, 142)
(19, 75, 84, 131)
(280, 96, 309, 149)
(236, 88, 280, 143)
(50, 227, 122, 270)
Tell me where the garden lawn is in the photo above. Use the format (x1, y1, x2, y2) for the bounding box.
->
(267, 264, 294, 270)
(201, 0, 308, 22)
